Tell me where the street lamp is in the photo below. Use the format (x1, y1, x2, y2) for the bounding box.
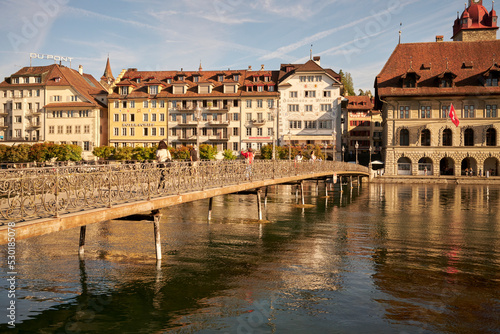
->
(355, 141, 359, 164)
(194, 105, 203, 160)
(369, 145, 372, 169)
(271, 107, 276, 160)
(332, 130, 336, 162)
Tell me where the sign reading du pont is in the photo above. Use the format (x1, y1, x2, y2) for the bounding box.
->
(30, 53, 73, 63)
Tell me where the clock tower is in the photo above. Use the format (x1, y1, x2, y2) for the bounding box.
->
(452, 0, 498, 41)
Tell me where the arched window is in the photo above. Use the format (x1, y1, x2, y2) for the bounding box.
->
(486, 128, 497, 146)
(464, 128, 474, 146)
(443, 129, 452, 146)
(400, 129, 409, 146)
(421, 129, 431, 146)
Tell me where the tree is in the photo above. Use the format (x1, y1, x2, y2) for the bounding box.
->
(0, 144, 9, 161)
(200, 144, 217, 160)
(4, 144, 30, 162)
(29, 143, 50, 162)
(358, 89, 373, 96)
(223, 149, 237, 160)
(114, 147, 134, 160)
(339, 69, 355, 96)
(93, 146, 115, 160)
(172, 146, 190, 160)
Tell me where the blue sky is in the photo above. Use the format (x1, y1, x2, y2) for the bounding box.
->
(0, 0, 473, 92)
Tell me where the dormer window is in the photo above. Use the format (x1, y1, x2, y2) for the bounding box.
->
(149, 85, 158, 95)
(193, 76, 199, 83)
(178, 75, 185, 81)
(166, 78, 172, 84)
(233, 74, 240, 81)
(440, 78, 452, 87)
(218, 75, 224, 82)
(12, 77, 19, 84)
(404, 77, 416, 88)
(55, 77, 61, 83)
(120, 86, 129, 95)
(486, 74, 499, 86)
(253, 75, 259, 82)
(137, 78, 141, 83)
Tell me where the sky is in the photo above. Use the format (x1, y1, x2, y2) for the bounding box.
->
(0, 0, 478, 93)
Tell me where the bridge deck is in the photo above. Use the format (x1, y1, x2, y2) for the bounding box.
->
(0, 161, 369, 244)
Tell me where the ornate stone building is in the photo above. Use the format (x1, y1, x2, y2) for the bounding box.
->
(375, 0, 500, 176)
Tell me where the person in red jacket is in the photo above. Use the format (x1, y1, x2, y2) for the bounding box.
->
(241, 148, 254, 179)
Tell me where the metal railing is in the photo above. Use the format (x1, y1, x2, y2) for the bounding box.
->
(0, 160, 368, 222)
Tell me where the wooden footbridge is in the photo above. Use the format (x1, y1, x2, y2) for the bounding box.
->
(0, 160, 369, 258)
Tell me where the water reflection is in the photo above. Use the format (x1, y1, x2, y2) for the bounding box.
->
(0, 183, 499, 333)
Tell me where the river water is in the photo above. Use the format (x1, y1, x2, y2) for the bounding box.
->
(1, 183, 500, 333)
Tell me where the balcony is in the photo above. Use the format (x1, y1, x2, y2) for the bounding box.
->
(175, 120, 197, 126)
(252, 119, 267, 127)
(208, 120, 230, 126)
(27, 121, 41, 129)
(208, 134, 230, 141)
(0, 124, 8, 130)
(0, 110, 8, 117)
(27, 109, 42, 116)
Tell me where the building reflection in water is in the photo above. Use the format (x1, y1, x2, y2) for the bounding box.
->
(369, 183, 500, 333)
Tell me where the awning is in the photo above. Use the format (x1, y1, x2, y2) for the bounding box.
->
(285, 135, 335, 141)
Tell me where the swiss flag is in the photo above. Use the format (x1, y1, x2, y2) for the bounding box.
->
(449, 103, 459, 127)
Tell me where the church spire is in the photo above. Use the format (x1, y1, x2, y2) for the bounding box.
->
(102, 56, 114, 81)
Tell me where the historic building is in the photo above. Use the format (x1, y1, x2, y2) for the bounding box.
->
(106, 66, 279, 152)
(343, 95, 382, 162)
(0, 64, 106, 160)
(375, 0, 500, 176)
(277, 57, 343, 155)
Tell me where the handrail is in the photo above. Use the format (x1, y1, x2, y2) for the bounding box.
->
(0, 160, 369, 223)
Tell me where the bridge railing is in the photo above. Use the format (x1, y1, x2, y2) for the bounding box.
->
(0, 160, 368, 223)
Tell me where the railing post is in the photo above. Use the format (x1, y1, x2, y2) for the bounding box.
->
(108, 165, 112, 208)
(147, 163, 151, 201)
(55, 168, 59, 218)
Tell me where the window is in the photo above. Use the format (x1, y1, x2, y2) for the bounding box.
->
(305, 121, 317, 129)
(404, 77, 416, 88)
(321, 104, 330, 112)
(289, 121, 302, 129)
(159, 100, 164, 108)
(305, 105, 313, 112)
(257, 100, 263, 108)
(464, 105, 474, 118)
(130, 114, 135, 122)
(143, 101, 148, 108)
(315, 75, 322, 82)
(15, 116, 22, 123)
(234, 74, 240, 81)
(120, 86, 128, 95)
(114, 101, 119, 108)
(35, 77, 41, 83)
(400, 129, 409, 146)
(267, 113, 274, 121)
(257, 86, 263, 92)
(288, 105, 299, 112)
(49, 126, 54, 134)
(290, 91, 298, 98)
(267, 99, 274, 108)
(233, 142, 239, 151)
(15, 103, 22, 110)
(464, 128, 474, 146)
(246, 113, 252, 121)
(130, 101, 135, 108)
(486, 128, 497, 146)
(421, 129, 430, 146)
(122, 128, 127, 136)
(256, 128, 263, 136)
(66, 125, 72, 134)
(150, 86, 158, 95)
(83, 142, 90, 151)
(268, 128, 274, 136)
(75, 126, 81, 134)
(36, 89, 40, 97)
(305, 91, 316, 98)
(233, 113, 239, 121)
(218, 75, 224, 82)
(143, 128, 149, 136)
(323, 91, 331, 98)
(57, 126, 63, 134)
(319, 121, 331, 129)
(420, 106, 431, 118)
(152, 114, 157, 122)
(151, 100, 157, 108)
(299, 76, 306, 82)
(443, 129, 452, 146)
(441, 105, 449, 119)
(122, 114, 127, 122)
(143, 114, 149, 122)
(246, 100, 252, 108)
(15, 129, 21, 138)
(486, 105, 497, 118)
(160, 127, 165, 136)
(486, 75, 499, 87)
(114, 114, 119, 122)
(160, 113, 165, 122)
(269, 86, 275, 92)
(130, 128, 135, 136)
(151, 128, 157, 136)
(246, 128, 252, 136)
(399, 106, 410, 119)
(71, 95, 78, 102)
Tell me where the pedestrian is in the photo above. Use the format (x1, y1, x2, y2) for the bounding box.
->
(189, 145, 199, 167)
(310, 151, 316, 162)
(241, 147, 254, 179)
(156, 140, 171, 189)
(295, 152, 303, 162)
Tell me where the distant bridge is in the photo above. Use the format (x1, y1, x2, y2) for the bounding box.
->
(0, 161, 369, 247)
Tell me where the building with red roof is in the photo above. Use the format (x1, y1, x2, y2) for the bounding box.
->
(375, 0, 500, 176)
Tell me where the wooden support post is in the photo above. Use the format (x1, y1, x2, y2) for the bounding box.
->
(153, 214, 162, 261)
(78, 225, 86, 256)
(264, 187, 268, 208)
(339, 176, 343, 193)
(316, 180, 319, 194)
(257, 189, 263, 220)
(325, 181, 328, 197)
(350, 176, 353, 188)
(300, 181, 305, 205)
(208, 197, 213, 221)
(295, 185, 299, 200)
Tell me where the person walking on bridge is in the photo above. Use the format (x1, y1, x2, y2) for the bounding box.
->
(156, 140, 171, 189)
(241, 148, 254, 180)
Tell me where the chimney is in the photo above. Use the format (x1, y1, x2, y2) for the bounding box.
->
(436, 35, 444, 42)
(248, 65, 252, 71)
(313, 56, 321, 65)
(261, 64, 265, 70)
(78, 65, 83, 75)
